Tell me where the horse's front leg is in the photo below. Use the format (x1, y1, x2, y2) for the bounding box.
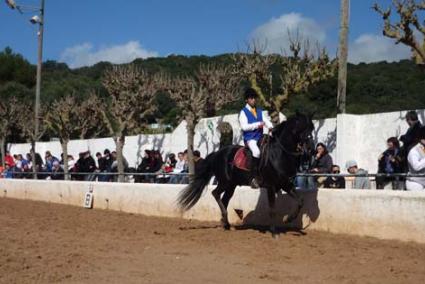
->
(267, 186, 278, 238)
(283, 183, 304, 224)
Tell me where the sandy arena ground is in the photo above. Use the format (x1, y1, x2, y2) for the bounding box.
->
(0, 198, 424, 283)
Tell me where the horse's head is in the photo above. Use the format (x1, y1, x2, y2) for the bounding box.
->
(272, 112, 315, 154)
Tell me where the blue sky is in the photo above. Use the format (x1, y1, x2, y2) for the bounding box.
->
(0, 0, 411, 68)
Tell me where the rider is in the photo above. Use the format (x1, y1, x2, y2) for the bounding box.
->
(239, 88, 273, 188)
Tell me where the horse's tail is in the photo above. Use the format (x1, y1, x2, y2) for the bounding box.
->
(177, 152, 217, 211)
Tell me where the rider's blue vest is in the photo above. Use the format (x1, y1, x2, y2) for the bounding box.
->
(242, 107, 263, 142)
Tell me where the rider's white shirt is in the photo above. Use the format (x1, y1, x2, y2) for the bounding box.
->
(239, 104, 273, 132)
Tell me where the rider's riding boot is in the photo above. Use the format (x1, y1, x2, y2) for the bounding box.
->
(250, 157, 261, 189)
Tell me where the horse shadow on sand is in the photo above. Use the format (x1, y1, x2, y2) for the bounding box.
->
(234, 189, 320, 237)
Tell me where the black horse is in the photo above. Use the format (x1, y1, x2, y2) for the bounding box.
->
(178, 113, 315, 236)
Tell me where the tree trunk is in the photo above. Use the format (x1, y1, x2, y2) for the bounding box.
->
(0, 137, 5, 168)
(337, 0, 349, 114)
(31, 141, 37, 179)
(61, 140, 69, 180)
(187, 121, 195, 182)
(115, 135, 125, 183)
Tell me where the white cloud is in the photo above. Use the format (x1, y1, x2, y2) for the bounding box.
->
(60, 41, 159, 68)
(349, 34, 411, 64)
(250, 13, 326, 54)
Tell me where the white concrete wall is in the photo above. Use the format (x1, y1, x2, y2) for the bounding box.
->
(8, 109, 424, 173)
(1, 179, 425, 244)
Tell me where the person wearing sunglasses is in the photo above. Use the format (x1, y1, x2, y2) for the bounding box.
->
(324, 165, 345, 189)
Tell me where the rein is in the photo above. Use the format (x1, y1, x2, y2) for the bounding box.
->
(268, 134, 302, 157)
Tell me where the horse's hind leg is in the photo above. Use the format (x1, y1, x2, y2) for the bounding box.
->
(267, 187, 278, 238)
(212, 184, 234, 230)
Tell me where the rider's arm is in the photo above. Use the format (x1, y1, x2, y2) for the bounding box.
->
(408, 147, 425, 171)
(239, 110, 261, 131)
(263, 113, 274, 129)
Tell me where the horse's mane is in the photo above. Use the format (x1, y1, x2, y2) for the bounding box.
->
(272, 114, 301, 137)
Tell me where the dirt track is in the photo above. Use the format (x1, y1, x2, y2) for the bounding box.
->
(0, 198, 424, 283)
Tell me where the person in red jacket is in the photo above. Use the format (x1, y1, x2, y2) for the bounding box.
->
(4, 150, 15, 168)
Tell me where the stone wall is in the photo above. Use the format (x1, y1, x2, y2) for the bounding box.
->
(1, 179, 424, 243)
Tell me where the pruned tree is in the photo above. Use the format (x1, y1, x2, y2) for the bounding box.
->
(374, 0, 425, 66)
(15, 101, 46, 178)
(0, 97, 18, 167)
(45, 93, 105, 180)
(102, 64, 159, 182)
(233, 38, 337, 123)
(163, 64, 241, 177)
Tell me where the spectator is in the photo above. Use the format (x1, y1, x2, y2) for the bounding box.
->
(73, 152, 85, 181)
(45, 151, 59, 172)
(169, 152, 186, 184)
(406, 127, 425, 191)
(103, 149, 113, 170)
(309, 143, 333, 188)
(14, 154, 24, 178)
(135, 150, 151, 183)
(400, 111, 422, 154)
(5, 151, 15, 168)
(295, 147, 314, 190)
(377, 137, 403, 189)
(67, 155, 75, 171)
(96, 152, 109, 182)
(180, 150, 190, 184)
(82, 151, 96, 181)
(324, 165, 346, 189)
(3, 163, 13, 179)
(167, 153, 177, 168)
(111, 151, 129, 171)
(29, 148, 43, 174)
(345, 160, 370, 189)
(50, 161, 64, 180)
(193, 150, 204, 174)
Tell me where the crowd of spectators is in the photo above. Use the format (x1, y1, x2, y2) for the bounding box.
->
(295, 110, 425, 191)
(2, 110, 425, 191)
(0, 148, 204, 184)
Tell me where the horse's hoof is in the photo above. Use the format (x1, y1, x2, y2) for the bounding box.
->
(283, 215, 295, 225)
(272, 233, 279, 239)
(223, 223, 231, 231)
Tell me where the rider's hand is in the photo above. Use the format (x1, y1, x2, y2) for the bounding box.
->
(258, 122, 265, 129)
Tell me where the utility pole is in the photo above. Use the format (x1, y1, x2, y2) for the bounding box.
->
(337, 0, 349, 114)
(5, 0, 46, 178)
(34, 0, 45, 147)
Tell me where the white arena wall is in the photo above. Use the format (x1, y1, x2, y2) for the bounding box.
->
(1, 179, 424, 244)
(8, 109, 425, 173)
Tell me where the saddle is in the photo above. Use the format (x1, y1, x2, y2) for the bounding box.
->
(233, 147, 252, 171)
(233, 137, 269, 171)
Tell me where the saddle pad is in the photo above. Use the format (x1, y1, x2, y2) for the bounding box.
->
(233, 147, 250, 171)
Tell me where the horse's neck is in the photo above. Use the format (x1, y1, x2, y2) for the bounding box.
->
(276, 127, 297, 150)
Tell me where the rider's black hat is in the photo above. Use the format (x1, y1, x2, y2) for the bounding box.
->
(244, 88, 259, 100)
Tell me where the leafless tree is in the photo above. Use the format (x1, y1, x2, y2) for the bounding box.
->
(233, 37, 337, 123)
(0, 97, 18, 167)
(15, 101, 46, 178)
(374, 0, 425, 66)
(163, 64, 241, 177)
(102, 64, 159, 182)
(45, 93, 105, 180)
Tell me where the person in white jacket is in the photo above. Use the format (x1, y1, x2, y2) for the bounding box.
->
(406, 127, 425, 191)
(238, 88, 273, 188)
